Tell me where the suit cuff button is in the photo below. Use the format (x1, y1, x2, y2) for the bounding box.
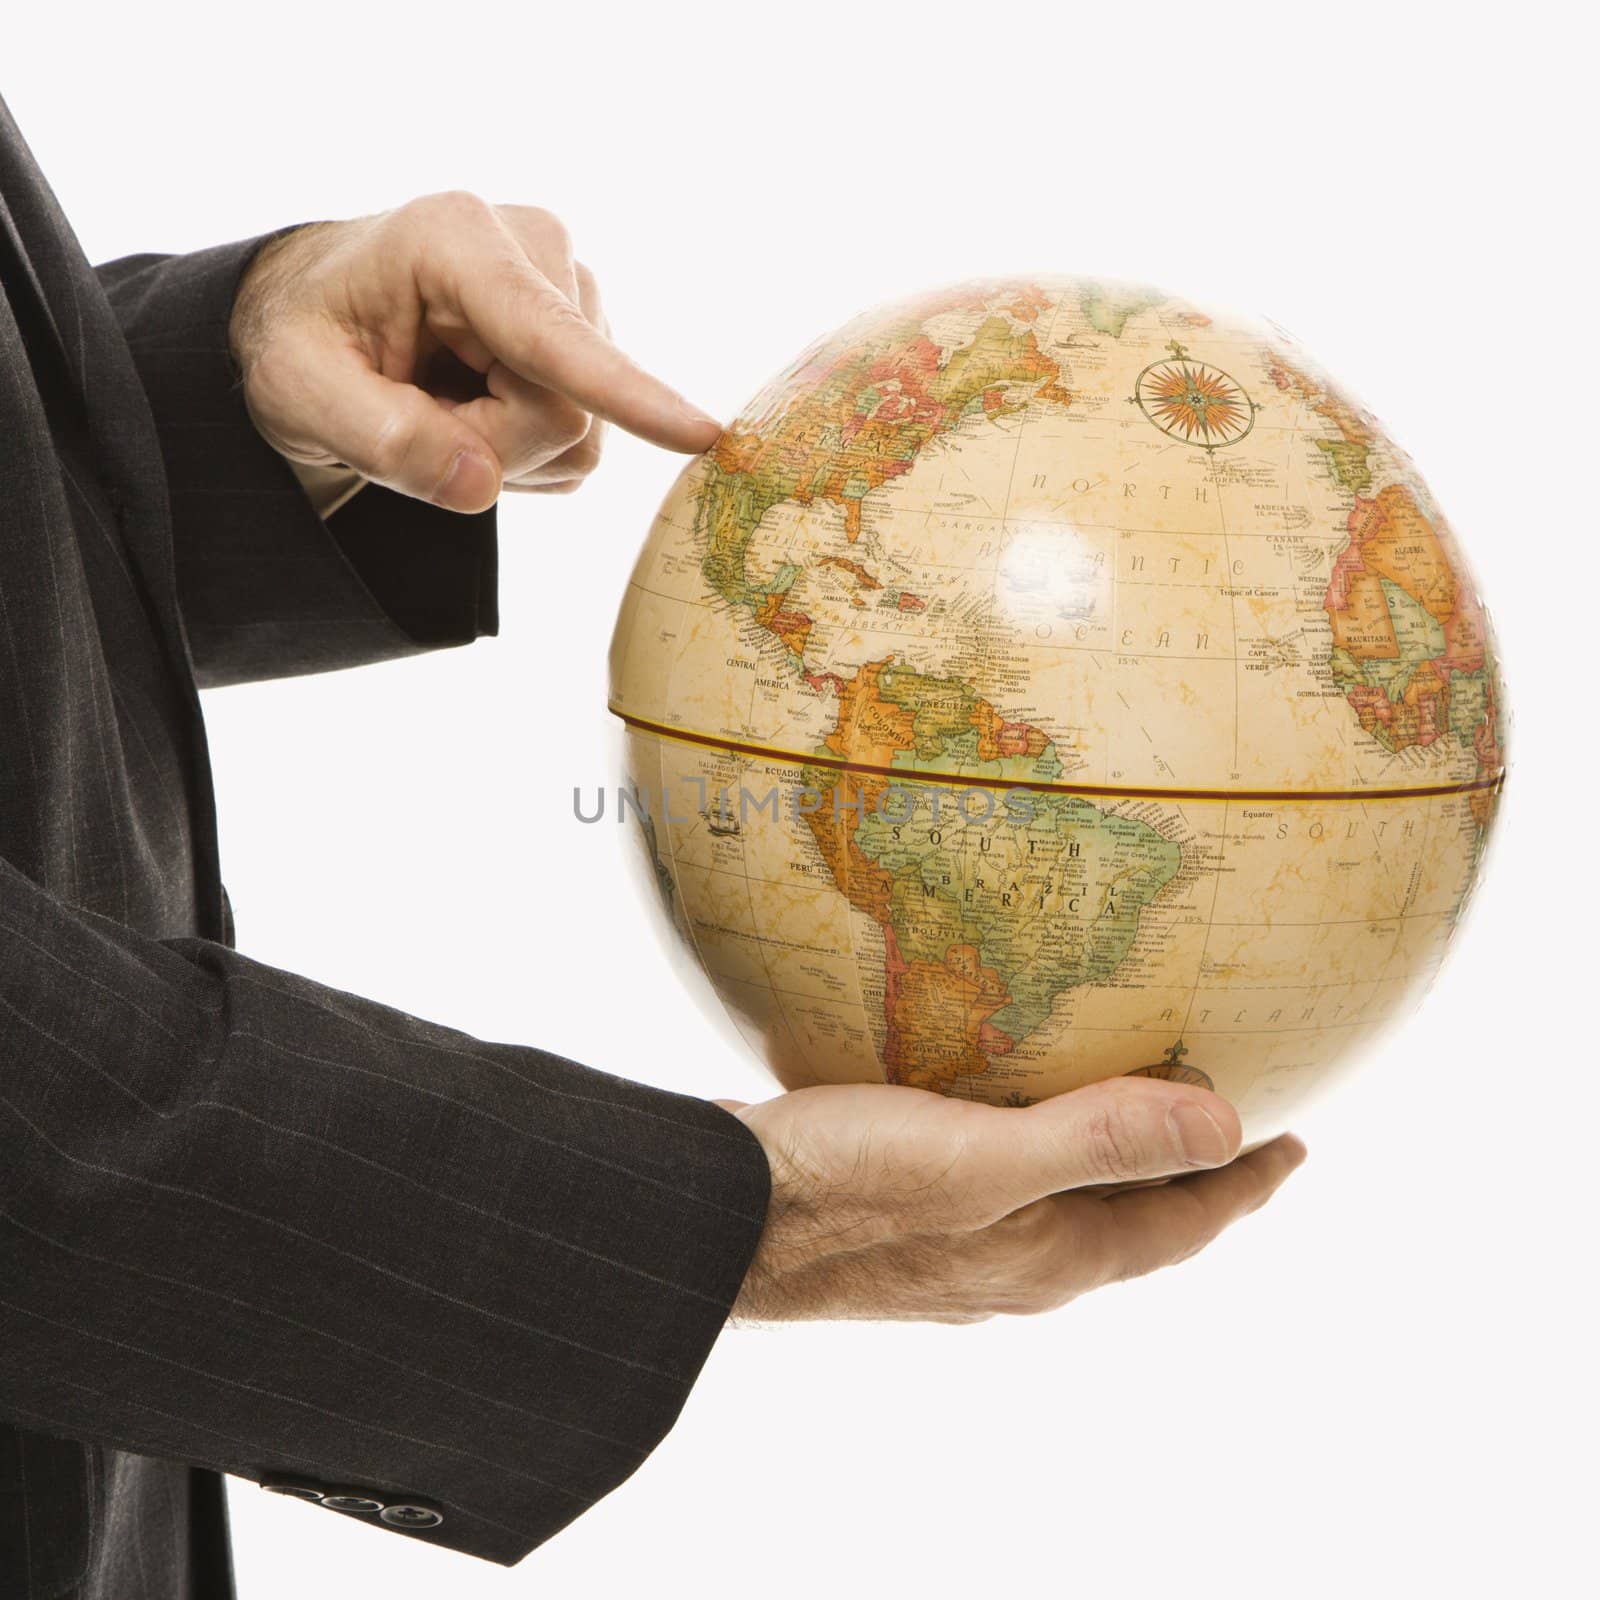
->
(380, 1503, 444, 1529)
(260, 1478, 325, 1503)
(321, 1493, 386, 1514)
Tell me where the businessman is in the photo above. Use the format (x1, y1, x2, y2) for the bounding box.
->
(0, 94, 1304, 1599)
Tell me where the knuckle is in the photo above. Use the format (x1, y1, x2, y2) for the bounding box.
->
(498, 205, 574, 268)
(545, 404, 592, 454)
(1136, 1229, 1210, 1280)
(1003, 1263, 1073, 1317)
(529, 284, 592, 335)
(241, 341, 297, 419)
(980, 1206, 1072, 1316)
(523, 204, 571, 244)
(1081, 1102, 1148, 1184)
(241, 335, 325, 450)
(1074, 1224, 1118, 1292)
(1007, 1264, 1061, 1315)
(1109, 1197, 1218, 1286)
(1167, 1230, 1213, 1267)
(366, 411, 422, 482)
(568, 433, 604, 476)
(418, 189, 495, 227)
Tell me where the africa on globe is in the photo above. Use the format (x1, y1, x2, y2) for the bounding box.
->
(607, 279, 1505, 1145)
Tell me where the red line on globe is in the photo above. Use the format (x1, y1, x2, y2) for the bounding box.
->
(610, 708, 1507, 806)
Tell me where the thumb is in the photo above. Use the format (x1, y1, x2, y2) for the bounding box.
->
(253, 341, 502, 512)
(965, 1076, 1243, 1216)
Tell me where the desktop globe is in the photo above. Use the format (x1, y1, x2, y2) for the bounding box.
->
(607, 278, 1504, 1145)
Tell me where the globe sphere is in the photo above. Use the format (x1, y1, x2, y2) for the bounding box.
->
(608, 279, 1505, 1145)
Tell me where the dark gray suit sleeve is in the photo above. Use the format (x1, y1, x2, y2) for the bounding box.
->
(95, 234, 499, 689)
(0, 850, 770, 1566)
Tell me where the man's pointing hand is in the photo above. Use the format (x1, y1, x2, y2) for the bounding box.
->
(229, 191, 721, 513)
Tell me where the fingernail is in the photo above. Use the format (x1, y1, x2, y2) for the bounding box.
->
(1168, 1103, 1229, 1168)
(435, 449, 497, 512)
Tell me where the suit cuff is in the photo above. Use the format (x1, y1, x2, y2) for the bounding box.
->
(103, 230, 498, 684)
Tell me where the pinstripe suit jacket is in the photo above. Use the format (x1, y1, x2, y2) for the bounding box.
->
(0, 97, 769, 1599)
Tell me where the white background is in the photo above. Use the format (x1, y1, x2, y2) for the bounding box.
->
(8, 2, 1595, 1596)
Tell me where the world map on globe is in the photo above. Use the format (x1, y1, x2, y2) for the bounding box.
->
(608, 279, 1505, 1141)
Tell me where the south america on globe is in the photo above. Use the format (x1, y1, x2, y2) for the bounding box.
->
(607, 279, 1505, 1145)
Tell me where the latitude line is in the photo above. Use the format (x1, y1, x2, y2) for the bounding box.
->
(612, 709, 1506, 806)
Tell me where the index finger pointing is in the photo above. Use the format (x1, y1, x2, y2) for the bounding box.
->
(446, 247, 721, 453)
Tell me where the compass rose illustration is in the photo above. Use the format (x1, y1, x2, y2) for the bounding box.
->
(1124, 1039, 1215, 1091)
(1132, 342, 1256, 448)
